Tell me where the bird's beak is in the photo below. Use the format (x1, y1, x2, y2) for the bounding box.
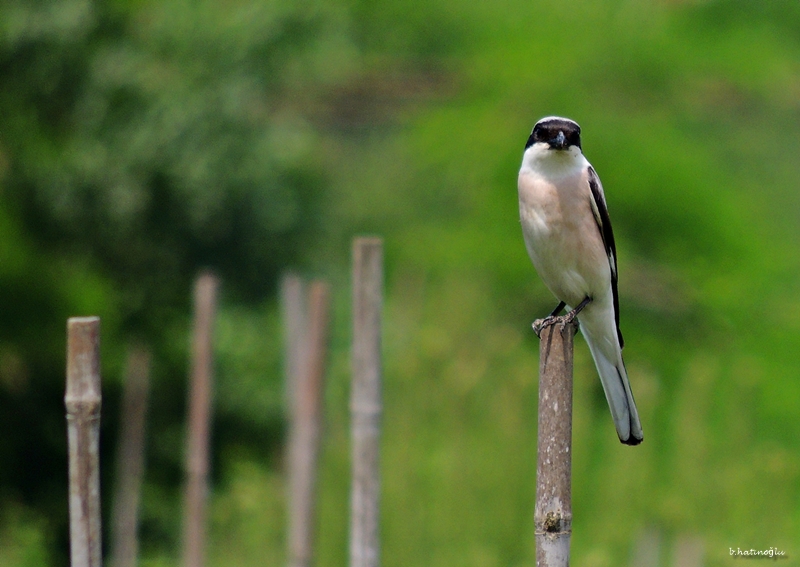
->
(549, 131, 567, 150)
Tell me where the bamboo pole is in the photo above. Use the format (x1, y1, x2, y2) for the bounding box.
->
(286, 281, 331, 567)
(280, 273, 307, 418)
(110, 344, 152, 567)
(350, 237, 383, 567)
(533, 319, 577, 567)
(66, 316, 103, 567)
(630, 528, 661, 567)
(671, 534, 704, 567)
(181, 272, 219, 567)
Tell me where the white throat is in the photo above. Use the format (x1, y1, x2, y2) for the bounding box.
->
(520, 143, 587, 180)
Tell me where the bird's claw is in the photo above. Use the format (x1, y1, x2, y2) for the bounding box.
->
(532, 314, 578, 337)
(561, 308, 580, 327)
(532, 297, 591, 337)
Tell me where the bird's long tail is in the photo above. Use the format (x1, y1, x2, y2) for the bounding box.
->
(579, 314, 643, 445)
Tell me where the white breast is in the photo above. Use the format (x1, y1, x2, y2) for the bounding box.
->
(518, 151, 611, 307)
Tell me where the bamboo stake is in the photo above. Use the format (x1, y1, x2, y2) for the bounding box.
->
(671, 534, 704, 567)
(280, 273, 307, 418)
(533, 319, 577, 567)
(350, 237, 383, 567)
(630, 528, 661, 567)
(181, 272, 219, 567)
(110, 344, 152, 567)
(286, 281, 331, 567)
(66, 316, 102, 567)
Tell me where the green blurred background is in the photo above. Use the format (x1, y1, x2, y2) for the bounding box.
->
(1, 0, 799, 565)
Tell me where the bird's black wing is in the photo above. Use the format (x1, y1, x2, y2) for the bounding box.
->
(587, 166, 623, 348)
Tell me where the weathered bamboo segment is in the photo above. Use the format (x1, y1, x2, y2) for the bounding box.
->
(110, 344, 152, 567)
(350, 237, 383, 567)
(671, 534, 704, 567)
(281, 273, 307, 415)
(66, 316, 103, 567)
(630, 528, 661, 567)
(286, 281, 331, 567)
(181, 272, 219, 567)
(533, 320, 577, 567)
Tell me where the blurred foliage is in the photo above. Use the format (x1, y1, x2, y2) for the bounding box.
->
(0, 0, 356, 563)
(1, 0, 800, 565)
(0, 0, 353, 316)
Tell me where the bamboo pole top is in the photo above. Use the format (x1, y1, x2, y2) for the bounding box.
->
(65, 315, 103, 567)
(66, 317, 101, 411)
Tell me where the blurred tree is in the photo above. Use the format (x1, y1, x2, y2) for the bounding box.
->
(0, 0, 358, 563)
(1, 0, 359, 327)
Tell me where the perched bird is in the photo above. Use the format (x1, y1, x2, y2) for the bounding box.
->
(518, 116, 643, 445)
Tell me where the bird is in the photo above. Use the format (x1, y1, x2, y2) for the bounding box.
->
(517, 116, 643, 445)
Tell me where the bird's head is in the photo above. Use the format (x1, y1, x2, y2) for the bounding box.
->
(525, 116, 582, 152)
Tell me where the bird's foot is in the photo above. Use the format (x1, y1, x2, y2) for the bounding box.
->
(548, 301, 566, 318)
(532, 297, 592, 337)
(532, 315, 561, 337)
(561, 296, 592, 326)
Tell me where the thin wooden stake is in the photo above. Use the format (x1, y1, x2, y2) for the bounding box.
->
(66, 316, 102, 567)
(286, 281, 331, 567)
(350, 237, 383, 567)
(111, 344, 152, 567)
(181, 272, 219, 567)
(281, 273, 307, 416)
(671, 534, 704, 567)
(630, 528, 661, 567)
(534, 320, 577, 567)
